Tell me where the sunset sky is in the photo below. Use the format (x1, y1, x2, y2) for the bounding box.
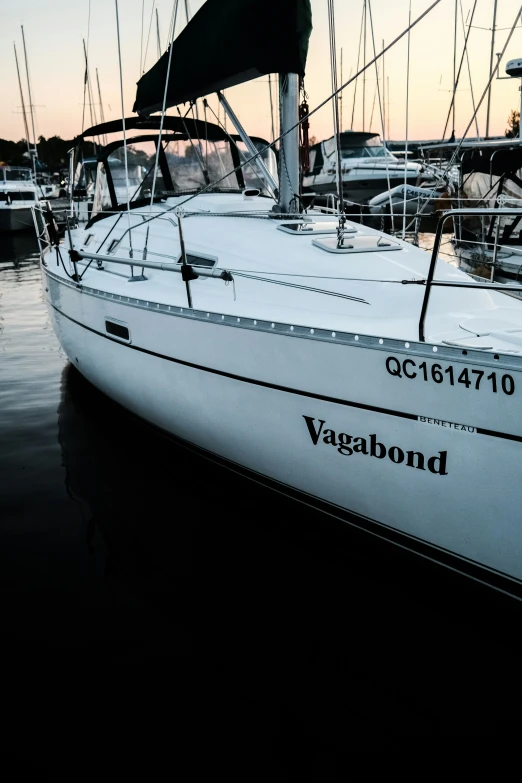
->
(2, 0, 522, 147)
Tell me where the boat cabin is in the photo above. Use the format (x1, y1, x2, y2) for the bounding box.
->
(307, 131, 395, 177)
(0, 166, 38, 204)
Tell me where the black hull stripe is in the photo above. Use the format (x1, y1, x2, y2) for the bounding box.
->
(51, 302, 522, 444)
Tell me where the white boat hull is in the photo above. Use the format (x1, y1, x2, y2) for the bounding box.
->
(0, 205, 35, 232)
(44, 265, 522, 592)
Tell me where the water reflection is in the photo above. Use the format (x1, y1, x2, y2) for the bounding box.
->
(0, 230, 39, 265)
(58, 364, 192, 653)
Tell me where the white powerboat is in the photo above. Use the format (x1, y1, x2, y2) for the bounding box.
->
(36, 0, 522, 596)
(0, 165, 39, 231)
(303, 131, 425, 205)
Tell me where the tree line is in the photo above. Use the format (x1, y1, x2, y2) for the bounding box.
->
(0, 136, 97, 171)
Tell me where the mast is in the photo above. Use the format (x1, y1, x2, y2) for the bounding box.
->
(328, 0, 344, 213)
(13, 43, 31, 157)
(485, 0, 498, 137)
(278, 73, 300, 214)
(21, 25, 38, 162)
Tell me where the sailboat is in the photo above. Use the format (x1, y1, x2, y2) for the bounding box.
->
(37, 0, 522, 596)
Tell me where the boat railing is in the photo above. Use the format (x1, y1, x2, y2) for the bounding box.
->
(32, 203, 53, 259)
(419, 208, 522, 342)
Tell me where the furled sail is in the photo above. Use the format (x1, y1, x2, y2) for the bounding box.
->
(133, 0, 312, 116)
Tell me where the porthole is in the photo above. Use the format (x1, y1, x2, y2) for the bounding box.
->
(105, 318, 130, 342)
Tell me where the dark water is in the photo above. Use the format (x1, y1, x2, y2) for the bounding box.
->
(1, 232, 521, 771)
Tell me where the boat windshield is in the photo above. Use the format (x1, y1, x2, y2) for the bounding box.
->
(341, 146, 391, 159)
(164, 138, 238, 193)
(91, 133, 276, 216)
(4, 168, 33, 181)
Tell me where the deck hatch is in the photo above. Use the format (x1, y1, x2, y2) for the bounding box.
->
(312, 235, 402, 254)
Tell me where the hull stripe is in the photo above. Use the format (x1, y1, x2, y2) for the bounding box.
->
(51, 302, 522, 445)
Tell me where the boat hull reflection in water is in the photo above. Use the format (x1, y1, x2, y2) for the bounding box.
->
(58, 363, 191, 649)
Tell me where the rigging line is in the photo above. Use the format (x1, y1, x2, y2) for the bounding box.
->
(441, 0, 478, 141)
(114, 0, 134, 257)
(188, 269, 423, 283)
(369, 60, 379, 129)
(402, 6, 522, 236)
(351, 1, 365, 130)
(367, 0, 395, 230)
(402, 0, 412, 240)
(453, 0, 458, 136)
(116, 0, 444, 240)
(232, 271, 370, 304)
(202, 98, 263, 185)
(363, 0, 367, 130)
(441, 9, 521, 171)
(156, 7, 162, 59)
(139, 0, 145, 77)
(142, 0, 156, 73)
(169, 0, 444, 207)
(460, 0, 480, 138)
(149, 0, 180, 210)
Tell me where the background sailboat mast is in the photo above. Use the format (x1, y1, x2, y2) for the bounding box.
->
(13, 43, 31, 159)
(485, 0, 498, 137)
(96, 68, 107, 146)
(20, 25, 38, 165)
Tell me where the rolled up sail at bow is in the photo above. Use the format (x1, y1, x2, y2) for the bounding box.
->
(133, 0, 312, 116)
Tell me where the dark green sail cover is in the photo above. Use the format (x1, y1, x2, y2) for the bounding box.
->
(134, 0, 312, 115)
